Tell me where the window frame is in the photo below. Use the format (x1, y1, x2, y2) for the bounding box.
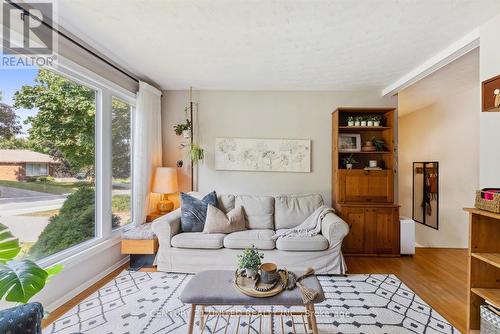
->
(35, 55, 136, 268)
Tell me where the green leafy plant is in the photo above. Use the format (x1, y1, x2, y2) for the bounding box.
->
(189, 144, 204, 164)
(371, 137, 386, 151)
(342, 153, 358, 166)
(347, 116, 354, 122)
(0, 223, 63, 304)
(173, 119, 192, 136)
(237, 245, 264, 271)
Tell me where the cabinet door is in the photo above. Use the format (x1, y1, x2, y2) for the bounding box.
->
(339, 170, 393, 203)
(341, 207, 366, 254)
(373, 207, 399, 254)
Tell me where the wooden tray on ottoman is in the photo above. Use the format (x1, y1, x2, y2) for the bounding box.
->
(234, 270, 288, 298)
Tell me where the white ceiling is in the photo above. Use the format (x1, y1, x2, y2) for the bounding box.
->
(57, 0, 500, 91)
(398, 48, 479, 116)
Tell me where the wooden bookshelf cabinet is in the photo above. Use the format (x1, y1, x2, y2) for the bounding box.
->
(332, 107, 400, 256)
(464, 208, 500, 332)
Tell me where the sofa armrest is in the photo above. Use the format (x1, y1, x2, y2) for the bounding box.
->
(321, 212, 349, 249)
(0, 302, 43, 334)
(152, 208, 181, 248)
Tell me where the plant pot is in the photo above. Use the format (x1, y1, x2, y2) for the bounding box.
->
(374, 121, 380, 127)
(244, 267, 258, 280)
(354, 121, 361, 126)
(346, 163, 353, 169)
(360, 121, 367, 126)
(347, 121, 354, 126)
(367, 121, 374, 126)
(182, 130, 191, 138)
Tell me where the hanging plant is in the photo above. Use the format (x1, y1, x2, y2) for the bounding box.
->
(173, 119, 192, 136)
(190, 144, 204, 164)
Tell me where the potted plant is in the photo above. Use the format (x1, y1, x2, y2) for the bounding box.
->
(0, 224, 63, 304)
(237, 245, 264, 280)
(173, 119, 192, 138)
(347, 116, 355, 127)
(367, 116, 374, 127)
(360, 116, 367, 127)
(373, 115, 382, 127)
(372, 136, 386, 151)
(354, 116, 361, 127)
(342, 154, 358, 169)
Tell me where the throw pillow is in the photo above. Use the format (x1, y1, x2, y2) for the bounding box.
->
(180, 191, 218, 232)
(203, 204, 246, 234)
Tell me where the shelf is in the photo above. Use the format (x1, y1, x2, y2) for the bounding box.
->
(464, 207, 500, 220)
(471, 288, 500, 309)
(339, 151, 392, 154)
(471, 253, 500, 269)
(339, 126, 392, 130)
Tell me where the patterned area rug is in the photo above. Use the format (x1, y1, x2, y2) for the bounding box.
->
(44, 270, 460, 334)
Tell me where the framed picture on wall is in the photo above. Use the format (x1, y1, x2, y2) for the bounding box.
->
(338, 134, 361, 152)
(482, 74, 500, 112)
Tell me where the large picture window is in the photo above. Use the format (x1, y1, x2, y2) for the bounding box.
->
(0, 59, 135, 264)
(0, 69, 97, 261)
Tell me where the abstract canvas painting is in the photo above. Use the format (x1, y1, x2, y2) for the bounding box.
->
(215, 137, 311, 172)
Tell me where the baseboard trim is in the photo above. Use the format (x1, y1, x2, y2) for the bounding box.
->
(45, 256, 130, 312)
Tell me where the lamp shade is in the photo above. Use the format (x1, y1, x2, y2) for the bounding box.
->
(152, 167, 178, 194)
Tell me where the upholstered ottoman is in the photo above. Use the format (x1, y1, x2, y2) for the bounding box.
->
(180, 270, 325, 334)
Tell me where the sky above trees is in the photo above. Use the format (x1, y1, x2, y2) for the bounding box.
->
(0, 69, 38, 136)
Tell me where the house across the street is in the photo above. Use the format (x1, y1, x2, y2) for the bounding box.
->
(0, 150, 60, 181)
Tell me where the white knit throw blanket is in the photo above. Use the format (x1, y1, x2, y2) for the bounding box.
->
(272, 205, 335, 240)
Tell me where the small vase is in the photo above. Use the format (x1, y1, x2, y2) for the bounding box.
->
(182, 130, 191, 138)
(374, 121, 380, 127)
(346, 163, 353, 169)
(347, 121, 354, 127)
(367, 121, 374, 126)
(354, 121, 361, 126)
(360, 121, 367, 126)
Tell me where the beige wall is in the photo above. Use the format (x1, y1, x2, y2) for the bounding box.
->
(398, 86, 479, 248)
(162, 90, 396, 206)
(480, 13, 500, 188)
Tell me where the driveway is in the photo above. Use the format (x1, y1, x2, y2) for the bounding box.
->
(0, 185, 66, 204)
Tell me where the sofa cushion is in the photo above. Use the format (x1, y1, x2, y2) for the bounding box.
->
(180, 191, 218, 232)
(171, 232, 225, 249)
(274, 194, 324, 230)
(217, 194, 235, 214)
(203, 205, 246, 234)
(275, 230, 329, 251)
(223, 230, 275, 250)
(235, 195, 275, 229)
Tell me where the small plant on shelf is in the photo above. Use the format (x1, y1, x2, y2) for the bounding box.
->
(371, 137, 386, 151)
(360, 116, 367, 127)
(372, 115, 382, 127)
(237, 245, 264, 280)
(342, 153, 358, 169)
(354, 116, 362, 126)
(347, 116, 355, 126)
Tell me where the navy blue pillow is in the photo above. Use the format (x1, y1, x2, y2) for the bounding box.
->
(180, 191, 218, 232)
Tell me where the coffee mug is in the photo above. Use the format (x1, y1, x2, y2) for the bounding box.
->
(260, 263, 278, 284)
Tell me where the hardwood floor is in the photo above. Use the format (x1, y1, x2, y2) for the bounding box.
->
(43, 248, 468, 332)
(346, 248, 468, 333)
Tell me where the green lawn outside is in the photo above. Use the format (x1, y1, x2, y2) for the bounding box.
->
(112, 194, 131, 211)
(0, 180, 83, 195)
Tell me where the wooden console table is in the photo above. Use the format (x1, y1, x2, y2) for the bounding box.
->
(464, 208, 500, 333)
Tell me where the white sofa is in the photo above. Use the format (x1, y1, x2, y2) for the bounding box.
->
(152, 193, 349, 275)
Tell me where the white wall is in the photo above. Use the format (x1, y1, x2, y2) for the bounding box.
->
(480, 13, 500, 188)
(398, 66, 480, 248)
(162, 90, 396, 205)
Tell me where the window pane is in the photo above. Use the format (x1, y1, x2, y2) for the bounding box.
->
(111, 97, 132, 229)
(0, 68, 96, 260)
